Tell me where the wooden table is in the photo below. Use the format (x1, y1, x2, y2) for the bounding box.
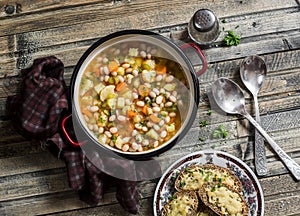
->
(0, 0, 299, 215)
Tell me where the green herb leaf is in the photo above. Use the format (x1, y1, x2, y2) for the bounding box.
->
(212, 125, 228, 139)
(199, 120, 209, 127)
(224, 30, 241, 46)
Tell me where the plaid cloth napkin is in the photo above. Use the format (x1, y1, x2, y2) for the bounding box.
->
(7, 56, 159, 214)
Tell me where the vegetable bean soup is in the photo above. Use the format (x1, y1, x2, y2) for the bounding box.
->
(78, 42, 189, 153)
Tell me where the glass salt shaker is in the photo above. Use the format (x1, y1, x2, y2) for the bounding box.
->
(188, 9, 220, 45)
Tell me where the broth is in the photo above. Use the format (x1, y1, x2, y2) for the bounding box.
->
(78, 43, 189, 152)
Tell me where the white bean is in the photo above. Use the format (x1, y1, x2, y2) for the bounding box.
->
(152, 102, 158, 107)
(122, 144, 129, 152)
(156, 95, 163, 104)
(103, 66, 109, 75)
(142, 126, 148, 132)
(136, 101, 145, 107)
(132, 92, 139, 99)
(132, 69, 139, 76)
(117, 75, 124, 83)
(160, 130, 167, 138)
(135, 123, 142, 130)
(138, 145, 143, 152)
(142, 139, 149, 146)
(100, 76, 104, 82)
(169, 112, 176, 117)
(122, 63, 130, 68)
(99, 127, 104, 134)
(159, 120, 165, 127)
(169, 95, 177, 103)
(132, 130, 138, 136)
(104, 75, 110, 82)
(165, 92, 171, 98)
(160, 103, 164, 108)
(109, 115, 116, 122)
(140, 51, 147, 58)
(153, 88, 160, 95)
(149, 91, 156, 98)
(153, 140, 159, 148)
(156, 75, 163, 82)
(131, 142, 139, 151)
(160, 88, 166, 94)
(117, 115, 126, 122)
(105, 131, 112, 138)
(147, 53, 152, 59)
(153, 106, 161, 112)
(110, 127, 118, 134)
(165, 75, 174, 82)
(172, 91, 178, 97)
(153, 124, 160, 131)
(165, 116, 171, 124)
(146, 121, 153, 128)
(123, 137, 131, 143)
(111, 71, 117, 76)
(90, 106, 99, 112)
(165, 102, 173, 107)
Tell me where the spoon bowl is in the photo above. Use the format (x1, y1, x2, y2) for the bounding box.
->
(240, 56, 267, 95)
(211, 77, 300, 181)
(211, 77, 246, 115)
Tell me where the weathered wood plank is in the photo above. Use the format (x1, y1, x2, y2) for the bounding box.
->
(0, 151, 64, 177)
(2, 173, 300, 215)
(0, 171, 69, 202)
(0, 0, 112, 18)
(1, 4, 299, 76)
(0, 0, 296, 37)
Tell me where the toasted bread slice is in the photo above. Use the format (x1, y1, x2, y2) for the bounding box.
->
(161, 191, 198, 216)
(197, 200, 218, 216)
(175, 164, 242, 193)
(198, 183, 248, 216)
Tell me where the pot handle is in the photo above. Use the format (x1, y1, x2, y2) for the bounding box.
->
(61, 114, 84, 147)
(180, 43, 208, 77)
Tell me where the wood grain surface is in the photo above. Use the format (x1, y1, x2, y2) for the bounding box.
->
(0, 0, 299, 215)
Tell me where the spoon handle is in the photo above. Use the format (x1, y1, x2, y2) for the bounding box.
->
(244, 112, 300, 181)
(253, 96, 268, 176)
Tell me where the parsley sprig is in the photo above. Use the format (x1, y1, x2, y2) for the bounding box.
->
(212, 125, 228, 139)
(224, 30, 241, 46)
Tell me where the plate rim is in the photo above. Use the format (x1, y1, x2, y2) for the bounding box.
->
(153, 149, 264, 216)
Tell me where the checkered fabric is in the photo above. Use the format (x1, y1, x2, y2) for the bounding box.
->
(7, 56, 141, 214)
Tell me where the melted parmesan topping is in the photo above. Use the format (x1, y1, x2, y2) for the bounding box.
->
(180, 167, 236, 191)
(166, 194, 196, 216)
(206, 186, 243, 216)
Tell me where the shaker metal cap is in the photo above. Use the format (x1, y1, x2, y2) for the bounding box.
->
(193, 9, 216, 32)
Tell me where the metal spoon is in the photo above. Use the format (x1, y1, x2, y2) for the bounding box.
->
(211, 77, 300, 181)
(240, 55, 267, 176)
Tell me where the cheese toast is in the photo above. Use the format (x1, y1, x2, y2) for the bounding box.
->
(161, 191, 198, 216)
(175, 164, 242, 193)
(198, 183, 248, 216)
